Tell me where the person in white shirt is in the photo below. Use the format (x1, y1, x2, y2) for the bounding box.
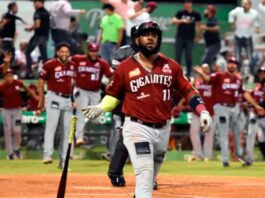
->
(126, 2, 157, 43)
(259, 0, 265, 13)
(50, 0, 86, 52)
(228, 0, 260, 75)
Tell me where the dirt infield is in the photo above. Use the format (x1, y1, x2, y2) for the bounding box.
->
(1, 174, 265, 198)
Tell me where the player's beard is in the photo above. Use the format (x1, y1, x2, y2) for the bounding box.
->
(138, 41, 160, 57)
(88, 55, 97, 63)
(59, 56, 68, 64)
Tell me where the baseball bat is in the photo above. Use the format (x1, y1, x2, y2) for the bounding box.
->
(56, 116, 77, 198)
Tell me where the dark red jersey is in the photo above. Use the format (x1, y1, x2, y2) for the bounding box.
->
(251, 83, 265, 108)
(0, 80, 23, 108)
(39, 59, 75, 95)
(194, 77, 214, 115)
(72, 55, 113, 91)
(106, 54, 197, 123)
(209, 72, 243, 106)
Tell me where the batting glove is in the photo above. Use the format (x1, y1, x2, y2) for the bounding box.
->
(82, 106, 103, 120)
(200, 110, 212, 133)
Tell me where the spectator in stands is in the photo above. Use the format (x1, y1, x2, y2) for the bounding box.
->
(229, 0, 259, 75)
(0, 69, 38, 160)
(259, 0, 265, 12)
(126, 1, 157, 43)
(199, 5, 221, 71)
(69, 16, 88, 54)
(0, 50, 11, 76)
(99, 3, 124, 64)
(24, 0, 50, 79)
(171, 0, 201, 78)
(50, 0, 86, 53)
(0, 2, 27, 65)
(14, 41, 39, 79)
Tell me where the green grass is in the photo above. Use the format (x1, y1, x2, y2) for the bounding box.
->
(0, 160, 265, 177)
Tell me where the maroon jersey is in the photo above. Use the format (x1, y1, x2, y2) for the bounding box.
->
(72, 55, 113, 91)
(39, 59, 75, 95)
(251, 83, 265, 113)
(0, 80, 23, 108)
(210, 72, 243, 106)
(194, 77, 214, 115)
(106, 54, 197, 123)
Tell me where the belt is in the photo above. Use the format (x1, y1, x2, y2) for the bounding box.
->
(129, 117, 167, 129)
(220, 103, 236, 107)
(53, 92, 71, 98)
(104, 41, 117, 45)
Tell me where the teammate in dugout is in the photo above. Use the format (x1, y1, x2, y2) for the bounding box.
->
(0, 69, 38, 159)
(245, 66, 265, 166)
(72, 42, 113, 145)
(38, 43, 75, 169)
(82, 21, 212, 198)
(194, 57, 265, 167)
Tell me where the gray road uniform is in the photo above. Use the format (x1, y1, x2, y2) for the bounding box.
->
(40, 58, 75, 167)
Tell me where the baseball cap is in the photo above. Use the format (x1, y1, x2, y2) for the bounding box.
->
(146, 2, 157, 10)
(258, 66, 265, 72)
(227, 56, 239, 65)
(87, 42, 100, 51)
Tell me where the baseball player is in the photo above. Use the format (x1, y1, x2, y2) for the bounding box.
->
(72, 42, 113, 145)
(0, 69, 37, 159)
(187, 63, 215, 161)
(107, 25, 139, 188)
(38, 43, 75, 169)
(82, 21, 212, 198)
(194, 57, 264, 167)
(245, 66, 265, 165)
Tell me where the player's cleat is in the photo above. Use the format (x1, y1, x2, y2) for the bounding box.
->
(234, 155, 246, 164)
(14, 150, 23, 159)
(242, 161, 252, 166)
(222, 162, 230, 167)
(42, 156, 53, 164)
(57, 160, 65, 169)
(7, 154, 15, 160)
(184, 154, 203, 162)
(108, 174, 126, 187)
(101, 153, 111, 161)
(153, 180, 158, 190)
(76, 137, 85, 146)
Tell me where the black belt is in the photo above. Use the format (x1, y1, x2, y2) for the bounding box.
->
(54, 92, 71, 98)
(104, 41, 117, 45)
(130, 117, 167, 129)
(220, 103, 236, 107)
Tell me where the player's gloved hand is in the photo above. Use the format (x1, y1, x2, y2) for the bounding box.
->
(200, 110, 212, 133)
(82, 106, 103, 120)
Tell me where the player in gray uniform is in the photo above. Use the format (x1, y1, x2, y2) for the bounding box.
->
(82, 21, 212, 198)
(245, 66, 265, 165)
(39, 43, 75, 169)
(72, 42, 113, 145)
(194, 57, 264, 167)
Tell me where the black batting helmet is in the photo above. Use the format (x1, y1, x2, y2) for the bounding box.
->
(137, 21, 162, 39)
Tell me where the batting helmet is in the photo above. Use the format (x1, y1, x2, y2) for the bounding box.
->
(87, 42, 100, 51)
(137, 21, 162, 39)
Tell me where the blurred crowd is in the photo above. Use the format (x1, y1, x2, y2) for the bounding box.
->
(0, 0, 264, 169)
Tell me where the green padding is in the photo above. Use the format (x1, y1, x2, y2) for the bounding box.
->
(171, 112, 191, 125)
(0, 111, 113, 125)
